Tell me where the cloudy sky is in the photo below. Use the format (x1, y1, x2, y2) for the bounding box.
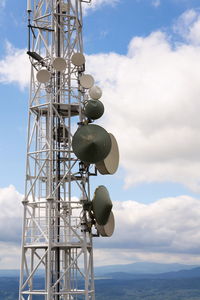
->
(1, 0, 200, 269)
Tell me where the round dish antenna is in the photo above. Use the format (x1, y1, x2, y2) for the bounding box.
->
(80, 74, 94, 89)
(89, 85, 102, 100)
(97, 211, 115, 237)
(92, 185, 113, 226)
(96, 133, 119, 175)
(52, 57, 67, 72)
(71, 52, 85, 66)
(72, 124, 111, 163)
(84, 100, 104, 120)
(36, 69, 51, 83)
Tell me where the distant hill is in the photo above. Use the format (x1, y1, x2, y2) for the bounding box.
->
(1, 266, 200, 300)
(103, 267, 200, 280)
(0, 270, 19, 277)
(1, 262, 198, 278)
(0, 269, 43, 277)
(95, 262, 198, 276)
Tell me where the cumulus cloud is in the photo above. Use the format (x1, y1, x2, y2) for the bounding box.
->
(0, 42, 29, 89)
(174, 9, 200, 45)
(86, 16, 200, 192)
(2, 10, 200, 192)
(0, 185, 23, 244)
(83, 0, 119, 15)
(1, 185, 200, 267)
(0, 242, 21, 269)
(94, 195, 200, 265)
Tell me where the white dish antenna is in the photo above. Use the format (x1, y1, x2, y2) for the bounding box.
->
(36, 69, 51, 83)
(71, 53, 85, 66)
(97, 211, 115, 237)
(96, 133, 119, 175)
(89, 85, 102, 100)
(80, 74, 94, 89)
(52, 57, 67, 72)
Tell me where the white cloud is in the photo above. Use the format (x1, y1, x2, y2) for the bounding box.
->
(0, 242, 21, 269)
(83, 0, 119, 15)
(2, 11, 200, 192)
(174, 9, 200, 45)
(86, 20, 200, 192)
(0, 42, 29, 89)
(0, 185, 23, 243)
(94, 195, 200, 266)
(1, 185, 200, 267)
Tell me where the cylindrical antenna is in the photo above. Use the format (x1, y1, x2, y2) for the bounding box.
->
(27, 0, 31, 12)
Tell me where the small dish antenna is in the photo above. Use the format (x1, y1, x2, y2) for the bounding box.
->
(89, 85, 102, 100)
(96, 133, 119, 175)
(80, 74, 94, 89)
(52, 57, 67, 72)
(71, 53, 85, 66)
(96, 211, 115, 237)
(92, 185, 113, 226)
(84, 100, 104, 120)
(72, 124, 111, 163)
(36, 69, 51, 83)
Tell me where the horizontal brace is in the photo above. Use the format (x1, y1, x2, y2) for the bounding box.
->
(29, 25, 54, 32)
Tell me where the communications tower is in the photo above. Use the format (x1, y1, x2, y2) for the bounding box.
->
(19, 0, 119, 299)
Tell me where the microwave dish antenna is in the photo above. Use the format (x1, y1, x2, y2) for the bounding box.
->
(36, 68, 51, 83)
(80, 74, 94, 89)
(89, 85, 103, 100)
(71, 52, 86, 66)
(52, 57, 67, 72)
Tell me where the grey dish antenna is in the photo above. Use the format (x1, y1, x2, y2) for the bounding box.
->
(89, 85, 102, 100)
(96, 133, 119, 175)
(80, 74, 94, 89)
(84, 100, 104, 120)
(92, 185, 113, 226)
(72, 124, 111, 163)
(71, 52, 85, 66)
(96, 211, 115, 237)
(36, 69, 51, 83)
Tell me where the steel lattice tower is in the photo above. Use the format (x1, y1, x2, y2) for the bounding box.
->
(19, 0, 96, 299)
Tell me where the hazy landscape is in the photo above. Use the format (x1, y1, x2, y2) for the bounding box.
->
(1, 263, 200, 299)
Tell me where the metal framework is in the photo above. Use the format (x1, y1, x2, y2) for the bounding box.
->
(19, 1, 96, 299)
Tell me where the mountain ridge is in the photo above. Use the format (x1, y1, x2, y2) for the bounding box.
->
(95, 262, 198, 276)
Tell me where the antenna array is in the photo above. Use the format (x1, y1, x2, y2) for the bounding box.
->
(19, 1, 119, 299)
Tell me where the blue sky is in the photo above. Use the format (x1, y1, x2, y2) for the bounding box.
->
(1, 0, 200, 268)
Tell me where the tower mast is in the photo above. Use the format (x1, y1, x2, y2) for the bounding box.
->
(19, 0, 95, 299)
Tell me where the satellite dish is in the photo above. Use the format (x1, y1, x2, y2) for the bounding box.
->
(89, 85, 102, 100)
(72, 124, 111, 163)
(80, 74, 94, 89)
(96, 133, 119, 175)
(96, 211, 115, 237)
(36, 69, 51, 83)
(92, 185, 113, 226)
(84, 100, 104, 120)
(71, 52, 85, 66)
(52, 57, 67, 72)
